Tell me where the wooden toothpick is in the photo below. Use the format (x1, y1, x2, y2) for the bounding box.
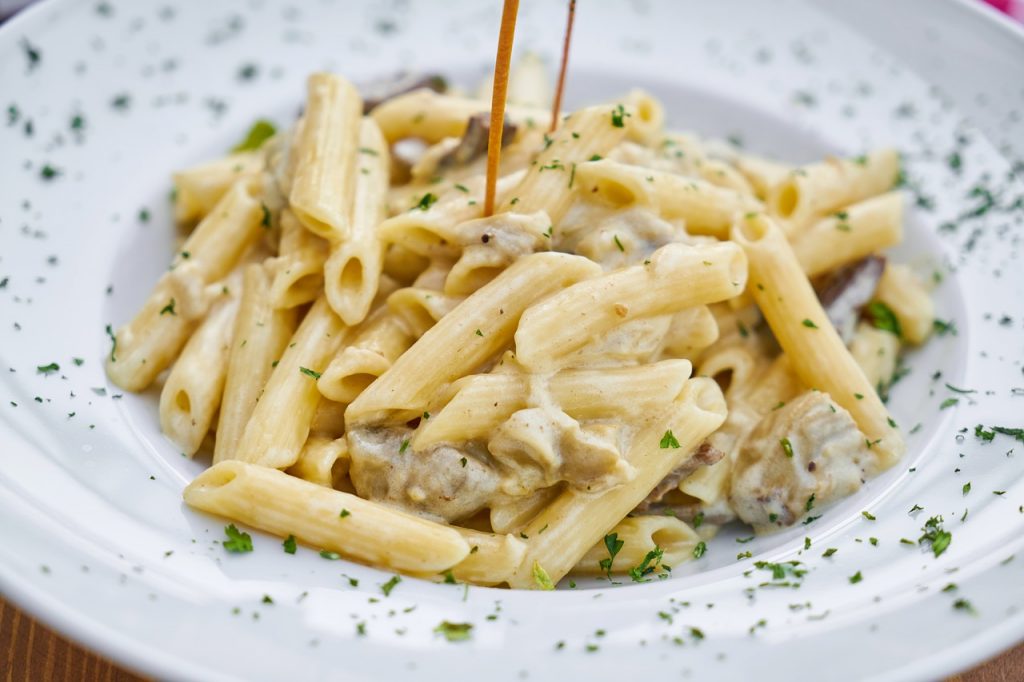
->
(550, 0, 577, 132)
(483, 0, 520, 217)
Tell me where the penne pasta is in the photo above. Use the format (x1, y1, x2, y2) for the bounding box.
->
(324, 118, 390, 326)
(185, 461, 469, 573)
(289, 73, 363, 241)
(731, 213, 904, 468)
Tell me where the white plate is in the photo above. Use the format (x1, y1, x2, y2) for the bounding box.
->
(2, 0, 1024, 680)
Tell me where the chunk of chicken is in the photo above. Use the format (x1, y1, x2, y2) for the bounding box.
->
(488, 409, 634, 496)
(729, 391, 879, 531)
(347, 427, 500, 524)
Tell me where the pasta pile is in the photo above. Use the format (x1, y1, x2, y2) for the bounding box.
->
(106, 58, 934, 588)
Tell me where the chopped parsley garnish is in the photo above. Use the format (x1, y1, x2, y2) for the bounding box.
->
(339, 508, 351, 518)
(952, 598, 977, 615)
(940, 397, 959, 410)
(282, 534, 297, 554)
(453, 183, 469, 193)
(862, 511, 876, 521)
(849, 571, 863, 584)
(381, 575, 401, 596)
(865, 301, 902, 337)
(933, 318, 957, 336)
(434, 621, 473, 642)
(944, 383, 976, 394)
(613, 234, 625, 252)
(963, 482, 972, 496)
(474, 328, 484, 337)
(822, 548, 838, 558)
(588, 154, 603, 161)
(610, 103, 630, 128)
(628, 546, 665, 582)
(976, 425, 1024, 443)
(231, 119, 276, 152)
(801, 319, 818, 329)
(21, 38, 41, 70)
(159, 298, 177, 316)
(919, 516, 952, 557)
(754, 560, 807, 586)
(598, 532, 624, 578)
(780, 437, 794, 458)
(805, 494, 816, 512)
(693, 511, 705, 528)
(39, 164, 60, 181)
(222, 524, 253, 553)
(358, 146, 379, 156)
(399, 438, 411, 454)
(298, 366, 321, 380)
(692, 541, 707, 559)
(660, 430, 681, 449)
(532, 561, 555, 590)
(414, 192, 438, 210)
(36, 362, 60, 375)
(260, 203, 271, 228)
(319, 550, 341, 560)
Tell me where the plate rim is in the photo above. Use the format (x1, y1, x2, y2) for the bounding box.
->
(0, 0, 1023, 680)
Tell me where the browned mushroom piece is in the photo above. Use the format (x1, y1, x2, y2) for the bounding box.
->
(633, 441, 724, 513)
(815, 254, 886, 343)
(435, 113, 518, 171)
(361, 72, 448, 114)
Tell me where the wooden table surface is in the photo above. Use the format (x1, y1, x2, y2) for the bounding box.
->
(0, 595, 1020, 681)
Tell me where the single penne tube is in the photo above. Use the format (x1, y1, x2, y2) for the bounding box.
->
(515, 242, 747, 371)
(214, 263, 299, 463)
(233, 297, 347, 469)
(850, 321, 901, 391)
(269, 209, 330, 309)
(378, 170, 526, 258)
(449, 529, 528, 586)
(506, 51, 551, 109)
(159, 295, 239, 456)
(768, 148, 900, 233)
(324, 118, 390, 326)
(286, 435, 350, 488)
(662, 306, 720, 360)
(734, 153, 793, 201)
(574, 159, 759, 238)
(413, 360, 692, 449)
(318, 308, 415, 404)
(873, 263, 935, 345)
(386, 287, 464, 338)
(172, 151, 264, 224)
(289, 73, 363, 241)
(345, 252, 602, 425)
(381, 243, 430, 285)
(571, 516, 701, 576)
(731, 213, 904, 468)
(370, 89, 548, 143)
(791, 192, 904, 278)
(497, 105, 636, 223)
(698, 158, 756, 196)
(617, 89, 665, 145)
(107, 179, 264, 391)
(506, 377, 727, 588)
(310, 399, 347, 438)
(184, 461, 470, 573)
(489, 487, 560, 535)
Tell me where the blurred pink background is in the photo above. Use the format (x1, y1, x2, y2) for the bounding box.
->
(983, 0, 1024, 19)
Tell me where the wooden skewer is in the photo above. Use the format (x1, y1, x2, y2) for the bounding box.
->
(483, 0, 521, 217)
(550, 0, 577, 132)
